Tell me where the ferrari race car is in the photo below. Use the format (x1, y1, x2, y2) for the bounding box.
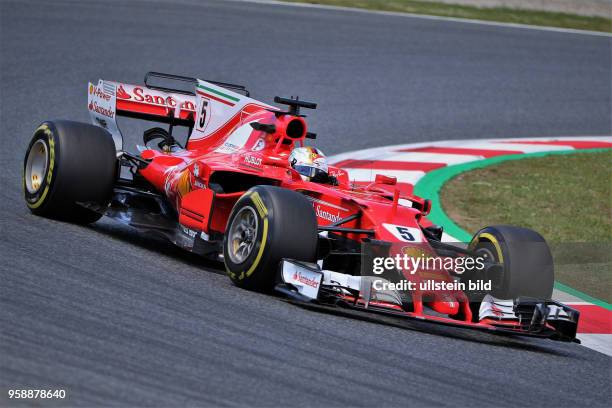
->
(23, 72, 580, 342)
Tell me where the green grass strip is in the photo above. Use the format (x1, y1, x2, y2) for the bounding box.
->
(413, 147, 612, 310)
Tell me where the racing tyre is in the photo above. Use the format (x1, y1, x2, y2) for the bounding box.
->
(469, 225, 554, 300)
(23, 120, 117, 224)
(224, 186, 318, 292)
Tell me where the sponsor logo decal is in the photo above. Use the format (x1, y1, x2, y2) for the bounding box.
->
(88, 80, 122, 149)
(217, 141, 240, 154)
(315, 205, 342, 223)
(117, 85, 196, 111)
(89, 101, 115, 118)
(281, 261, 322, 299)
(252, 138, 266, 151)
(292, 271, 320, 289)
(88, 83, 115, 118)
(490, 303, 505, 317)
(329, 168, 346, 178)
(89, 84, 112, 101)
(181, 225, 197, 238)
(242, 154, 263, 168)
(116, 85, 131, 99)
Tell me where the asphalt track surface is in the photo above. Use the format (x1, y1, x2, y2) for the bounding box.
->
(1, 0, 611, 406)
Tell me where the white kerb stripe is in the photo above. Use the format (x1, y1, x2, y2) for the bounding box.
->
(577, 334, 612, 357)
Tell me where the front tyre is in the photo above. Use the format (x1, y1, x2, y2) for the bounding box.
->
(23, 121, 117, 224)
(223, 186, 318, 292)
(469, 225, 554, 299)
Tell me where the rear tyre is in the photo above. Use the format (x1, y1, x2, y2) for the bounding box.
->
(23, 120, 117, 224)
(224, 186, 318, 292)
(469, 225, 554, 300)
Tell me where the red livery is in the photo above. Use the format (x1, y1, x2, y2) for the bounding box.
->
(23, 72, 580, 343)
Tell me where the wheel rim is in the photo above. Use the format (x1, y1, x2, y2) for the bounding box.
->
(476, 246, 496, 263)
(228, 206, 259, 264)
(25, 139, 49, 194)
(475, 246, 503, 290)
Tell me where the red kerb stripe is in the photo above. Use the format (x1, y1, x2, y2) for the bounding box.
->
(569, 305, 612, 334)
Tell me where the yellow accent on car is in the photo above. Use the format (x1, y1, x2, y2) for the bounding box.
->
(228, 192, 270, 281)
(35, 123, 52, 138)
(244, 216, 268, 278)
(176, 169, 191, 197)
(47, 137, 55, 183)
(27, 132, 55, 210)
(251, 191, 268, 217)
(476, 232, 504, 263)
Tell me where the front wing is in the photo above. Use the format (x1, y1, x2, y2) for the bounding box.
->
(276, 259, 581, 343)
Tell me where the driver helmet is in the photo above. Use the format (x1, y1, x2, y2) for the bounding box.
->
(289, 146, 328, 182)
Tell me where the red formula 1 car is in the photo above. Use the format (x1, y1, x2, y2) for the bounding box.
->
(23, 72, 580, 342)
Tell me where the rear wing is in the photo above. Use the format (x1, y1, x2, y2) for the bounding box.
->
(116, 72, 251, 126)
(87, 72, 253, 150)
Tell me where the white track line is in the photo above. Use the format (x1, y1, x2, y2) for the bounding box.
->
(228, 0, 612, 37)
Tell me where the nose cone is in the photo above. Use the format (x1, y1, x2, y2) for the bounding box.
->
(428, 293, 460, 315)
